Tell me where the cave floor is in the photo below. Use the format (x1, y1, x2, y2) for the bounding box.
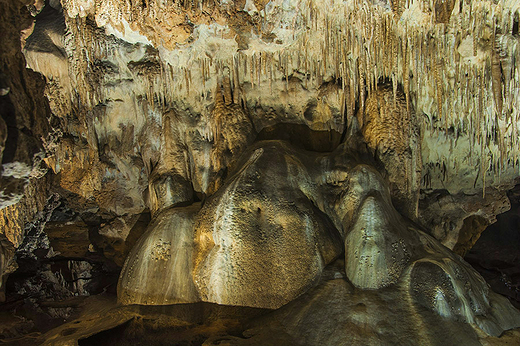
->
(1, 262, 520, 346)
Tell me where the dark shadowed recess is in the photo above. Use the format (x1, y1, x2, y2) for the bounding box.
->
(255, 123, 343, 152)
(24, 2, 66, 59)
(1, 198, 150, 339)
(465, 182, 520, 309)
(78, 303, 272, 346)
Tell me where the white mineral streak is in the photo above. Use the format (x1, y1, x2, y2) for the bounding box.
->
(104, 18, 153, 45)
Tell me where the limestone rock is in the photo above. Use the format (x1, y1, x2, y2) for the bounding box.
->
(193, 141, 343, 309)
(118, 204, 200, 305)
(360, 86, 421, 219)
(2, 0, 520, 344)
(44, 219, 91, 258)
(0, 233, 17, 302)
(17, 0, 520, 250)
(0, 176, 50, 301)
(237, 262, 493, 346)
(408, 256, 520, 337)
(98, 212, 151, 267)
(0, 0, 50, 215)
(419, 189, 511, 251)
(345, 195, 414, 289)
(465, 189, 520, 310)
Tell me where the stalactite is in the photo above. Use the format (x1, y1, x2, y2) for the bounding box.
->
(481, 134, 486, 198)
(46, 0, 520, 201)
(341, 69, 347, 122)
(248, 55, 254, 89)
(359, 58, 365, 117)
(403, 36, 410, 118)
(285, 52, 289, 92)
(184, 67, 190, 95)
(432, 46, 443, 125)
(473, 13, 478, 57)
(478, 67, 484, 142)
(392, 30, 398, 107)
(258, 52, 262, 87)
(491, 36, 504, 118)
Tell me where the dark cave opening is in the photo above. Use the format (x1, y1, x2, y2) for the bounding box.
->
(255, 123, 343, 152)
(465, 184, 520, 309)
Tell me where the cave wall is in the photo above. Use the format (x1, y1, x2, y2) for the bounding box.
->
(17, 0, 520, 250)
(0, 0, 53, 302)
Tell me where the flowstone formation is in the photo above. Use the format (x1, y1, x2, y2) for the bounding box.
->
(1, 0, 520, 344)
(119, 139, 520, 339)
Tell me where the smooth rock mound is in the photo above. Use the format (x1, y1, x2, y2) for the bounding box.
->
(345, 195, 412, 289)
(193, 143, 343, 309)
(118, 204, 200, 305)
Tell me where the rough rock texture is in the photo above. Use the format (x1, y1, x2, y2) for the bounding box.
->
(359, 86, 421, 220)
(419, 188, 512, 252)
(238, 261, 520, 346)
(0, 175, 50, 302)
(345, 194, 413, 289)
(0, 0, 54, 302)
(465, 183, 520, 310)
(17, 0, 520, 255)
(14, 262, 520, 346)
(193, 142, 342, 309)
(0, 0, 520, 344)
(0, 235, 16, 302)
(0, 0, 49, 160)
(120, 141, 344, 309)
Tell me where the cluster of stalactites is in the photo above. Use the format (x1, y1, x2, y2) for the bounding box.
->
(58, 0, 520, 192)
